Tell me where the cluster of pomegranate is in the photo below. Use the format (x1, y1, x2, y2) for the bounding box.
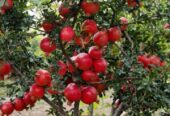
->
(0, 0, 13, 15)
(137, 55, 166, 69)
(0, 69, 57, 115)
(39, 0, 127, 105)
(0, 61, 11, 80)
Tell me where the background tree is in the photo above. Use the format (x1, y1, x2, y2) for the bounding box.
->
(0, 0, 170, 116)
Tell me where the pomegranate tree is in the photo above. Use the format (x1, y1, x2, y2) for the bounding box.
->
(0, 0, 169, 116)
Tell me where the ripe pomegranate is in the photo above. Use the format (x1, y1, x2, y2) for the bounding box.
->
(82, 19, 98, 34)
(93, 31, 109, 47)
(30, 84, 45, 99)
(59, 4, 70, 18)
(64, 83, 81, 102)
(81, 86, 98, 104)
(0, 62, 11, 75)
(60, 26, 75, 42)
(42, 22, 54, 32)
(93, 58, 108, 73)
(137, 55, 150, 68)
(2, 0, 13, 10)
(108, 27, 121, 42)
(76, 53, 93, 70)
(95, 84, 106, 93)
(13, 98, 25, 111)
(57, 61, 67, 76)
(0, 102, 14, 115)
(81, 70, 97, 82)
(34, 69, 51, 86)
(23, 92, 36, 106)
(127, 0, 137, 7)
(40, 38, 56, 54)
(81, 1, 100, 16)
(120, 17, 128, 31)
(0, 7, 6, 15)
(88, 46, 102, 59)
(149, 55, 161, 66)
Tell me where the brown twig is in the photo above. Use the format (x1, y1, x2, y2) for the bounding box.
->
(123, 31, 134, 52)
(42, 96, 68, 116)
(73, 101, 80, 116)
(113, 103, 128, 116)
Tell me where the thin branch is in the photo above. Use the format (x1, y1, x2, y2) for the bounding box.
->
(73, 101, 80, 116)
(114, 43, 127, 56)
(123, 31, 134, 52)
(113, 103, 128, 116)
(42, 96, 68, 116)
(89, 104, 94, 116)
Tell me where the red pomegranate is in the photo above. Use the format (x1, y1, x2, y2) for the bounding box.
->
(108, 27, 121, 42)
(64, 83, 81, 102)
(95, 84, 106, 93)
(2, 0, 13, 10)
(0, 102, 14, 115)
(13, 98, 25, 111)
(59, 4, 70, 18)
(127, 0, 137, 7)
(60, 26, 75, 42)
(120, 17, 128, 31)
(149, 55, 161, 66)
(0, 62, 11, 76)
(81, 86, 98, 104)
(76, 53, 93, 70)
(137, 55, 150, 68)
(81, 70, 97, 82)
(57, 61, 67, 76)
(88, 46, 103, 59)
(164, 23, 170, 29)
(0, 7, 6, 15)
(93, 58, 108, 73)
(82, 19, 98, 34)
(81, 1, 100, 16)
(93, 31, 109, 47)
(40, 38, 56, 54)
(23, 92, 36, 106)
(42, 22, 54, 32)
(30, 84, 45, 99)
(34, 69, 51, 86)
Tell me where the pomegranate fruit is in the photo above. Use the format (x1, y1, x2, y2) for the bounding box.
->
(164, 23, 170, 29)
(30, 84, 45, 99)
(0, 102, 14, 115)
(40, 38, 56, 54)
(81, 70, 97, 82)
(93, 31, 109, 47)
(108, 27, 121, 42)
(23, 92, 36, 106)
(81, 1, 100, 16)
(60, 26, 75, 42)
(82, 19, 98, 34)
(149, 55, 161, 66)
(59, 4, 70, 18)
(64, 83, 81, 102)
(42, 22, 54, 32)
(88, 46, 102, 59)
(0, 62, 11, 75)
(76, 53, 93, 70)
(81, 86, 98, 104)
(13, 98, 25, 111)
(57, 61, 67, 76)
(34, 69, 51, 86)
(93, 58, 108, 73)
(120, 17, 128, 31)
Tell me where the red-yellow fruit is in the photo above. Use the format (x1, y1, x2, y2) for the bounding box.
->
(0, 102, 14, 115)
(93, 58, 108, 73)
(60, 26, 75, 42)
(40, 38, 56, 54)
(88, 46, 102, 59)
(30, 84, 45, 99)
(13, 98, 25, 111)
(93, 31, 109, 47)
(82, 19, 98, 34)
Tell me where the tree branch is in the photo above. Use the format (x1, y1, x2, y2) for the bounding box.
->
(113, 103, 128, 116)
(73, 101, 80, 116)
(42, 96, 68, 116)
